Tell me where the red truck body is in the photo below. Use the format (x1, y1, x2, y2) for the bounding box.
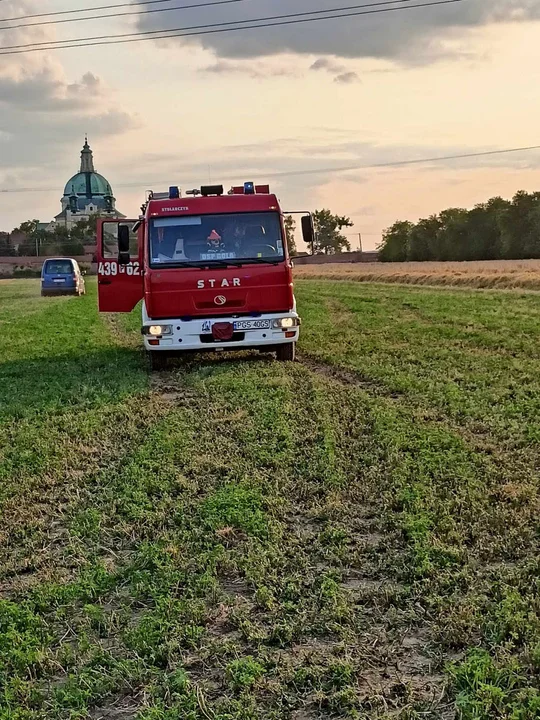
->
(96, 183, 310, 367)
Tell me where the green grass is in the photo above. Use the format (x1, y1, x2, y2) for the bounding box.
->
(0, 277, 538, 719)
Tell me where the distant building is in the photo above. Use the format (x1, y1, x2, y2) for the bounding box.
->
(48, 137, 124, 231)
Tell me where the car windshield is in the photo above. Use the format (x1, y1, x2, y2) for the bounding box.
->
(149, 212, 284, 266)
(45, 260, 72, 274)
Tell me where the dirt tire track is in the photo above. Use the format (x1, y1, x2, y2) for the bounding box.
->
(298, 351, 401, 399)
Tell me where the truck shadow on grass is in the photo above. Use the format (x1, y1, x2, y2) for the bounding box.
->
(0, 346, 148, 419)
(160, 349, 279, 372)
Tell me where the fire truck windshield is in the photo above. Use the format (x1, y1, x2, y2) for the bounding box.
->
(150, 212, 285, 267)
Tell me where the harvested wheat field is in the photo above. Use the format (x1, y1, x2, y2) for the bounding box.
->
(295, 258, 540, 290)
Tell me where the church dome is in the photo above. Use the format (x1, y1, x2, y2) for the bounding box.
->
(56, 137, 124, 219)
(63, 172, 112, 198)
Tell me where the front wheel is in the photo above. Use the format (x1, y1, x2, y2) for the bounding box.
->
(147, 351, 169, 371)
(276, 343, 296, 362)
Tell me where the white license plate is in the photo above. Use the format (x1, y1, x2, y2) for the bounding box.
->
(53, 279, 65, 283)
(233, 319, 271, 331)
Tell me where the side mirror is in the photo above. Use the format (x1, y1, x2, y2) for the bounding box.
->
(118, 224, 131, 266)
(301, 215, 315, 249)
(118, 224, 130, 253)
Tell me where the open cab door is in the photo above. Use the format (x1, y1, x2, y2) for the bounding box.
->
(97, 219, 143, 312)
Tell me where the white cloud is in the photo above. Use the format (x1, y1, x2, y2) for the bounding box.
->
(0, 2, 138, 174)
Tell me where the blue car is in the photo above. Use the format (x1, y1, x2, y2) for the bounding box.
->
(41, 258, 86, 297)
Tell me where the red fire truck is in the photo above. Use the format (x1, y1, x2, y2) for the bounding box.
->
(96, 182, 314, 370)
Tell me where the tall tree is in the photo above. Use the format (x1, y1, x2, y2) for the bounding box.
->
(464, 197, 509, 261)
(14, 221, 85, 257)
(379, 221, 412, 262)
(71, 215, 101, 243)
(408, 216, 440, 261)
(437, 208, 469, 261)
(0, 233, 16, 256)
(15, 220, 39, 235)
(14, 220, 42, 256)
(499, 191, 540, 259)
(284, 215, 297, 257)
(312, 209, 353, 255)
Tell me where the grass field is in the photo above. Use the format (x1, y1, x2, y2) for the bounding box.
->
(0, 278, 538, 720)
(295, 259, 540, 290)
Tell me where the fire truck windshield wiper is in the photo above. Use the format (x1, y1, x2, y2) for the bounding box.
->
(163, 260, 230, 269)
(174, 262, 204, 268)
(240, 258, 281, 265)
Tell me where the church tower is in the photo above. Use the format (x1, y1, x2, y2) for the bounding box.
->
(53, 138, 124, 230)
(79, 136, 95, 173)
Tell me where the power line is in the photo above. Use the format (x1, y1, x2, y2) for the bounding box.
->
(0, 0, 418, 41)
(0, 0, 466, 55)
(0, 0, 264, 32)
(2, 144, 538, 194)
(263, 144, 540, 178)
(0, 0, 177, 24)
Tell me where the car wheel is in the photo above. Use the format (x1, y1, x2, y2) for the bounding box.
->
(147, 351, 168, 371)
(276, 343, 296, 362)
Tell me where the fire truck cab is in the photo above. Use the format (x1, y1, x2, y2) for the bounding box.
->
(96, 182, 314, 370)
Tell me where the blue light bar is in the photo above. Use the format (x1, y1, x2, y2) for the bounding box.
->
(169, 186, 180, 199)
(244, 181, 255, 195)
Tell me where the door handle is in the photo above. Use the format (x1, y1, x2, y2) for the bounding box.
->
(99, 280, 112, 285)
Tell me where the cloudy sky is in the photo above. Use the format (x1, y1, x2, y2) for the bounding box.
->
(1, 0, 540, 249)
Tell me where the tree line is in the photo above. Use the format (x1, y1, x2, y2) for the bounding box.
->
(0, 217, 99, 257)
(2, 210, 355, 259)
(286, 210, 353, 256)
(379, 191, 540, 262)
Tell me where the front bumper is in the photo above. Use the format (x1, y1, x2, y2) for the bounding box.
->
(41, 286, 78, 296)
(142, 311, 300, 352)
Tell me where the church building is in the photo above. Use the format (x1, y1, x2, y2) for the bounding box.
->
(50, 138, 124, 231)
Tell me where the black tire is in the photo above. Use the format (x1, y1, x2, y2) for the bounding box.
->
(147, 351, 168, 371)
(276, 343, 296, 362)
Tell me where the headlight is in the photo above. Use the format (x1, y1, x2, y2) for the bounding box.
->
(272, 317, 296, 329)
(143, 325, 172, 336)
